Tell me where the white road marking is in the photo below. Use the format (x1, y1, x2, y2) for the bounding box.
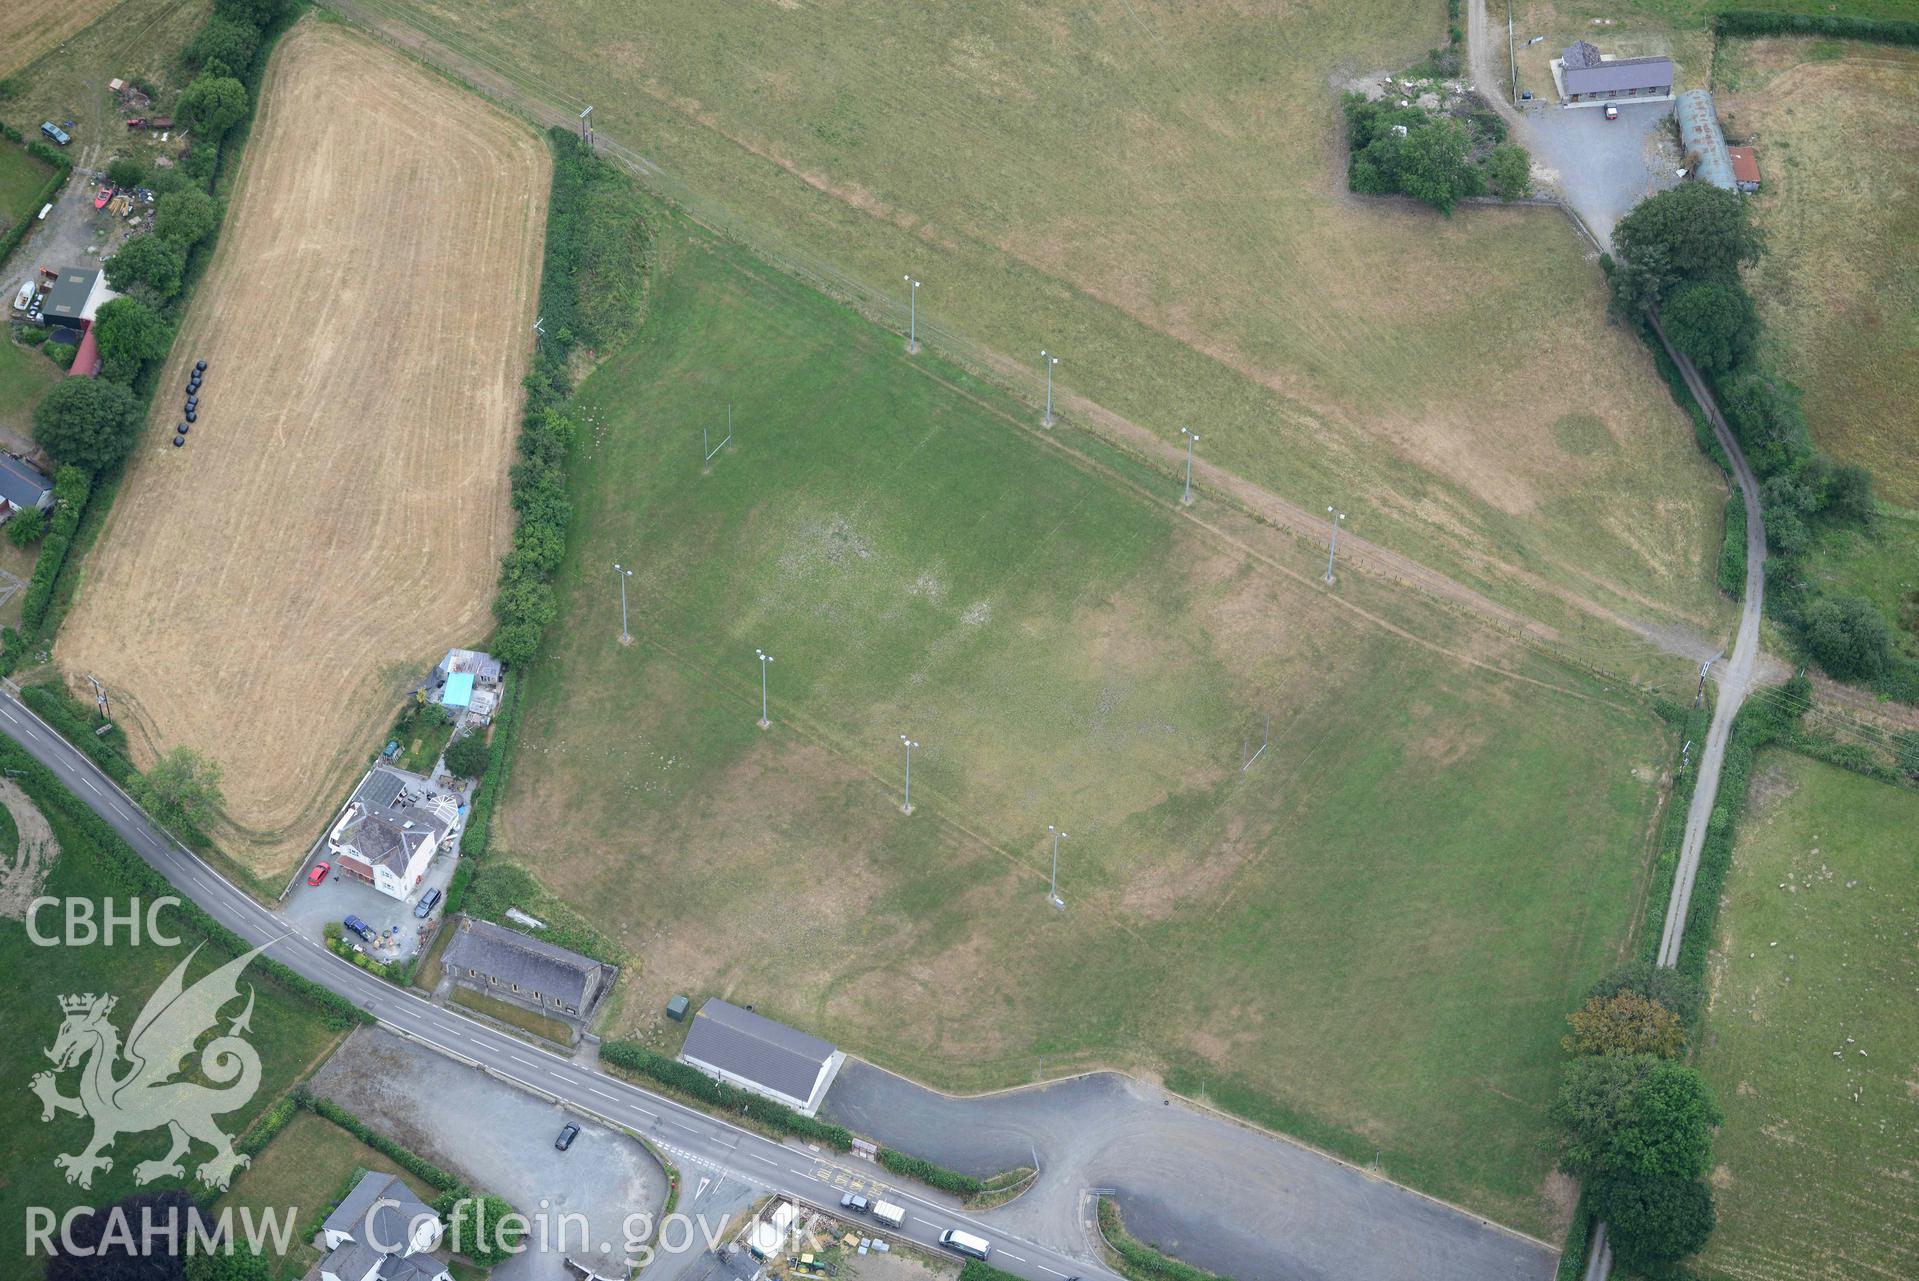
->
(999, 1251, 1026, 1263)
(1036, 1266, 1068, 1277)
(748, 1153, 779, 1166)
(82, 776, 99, 793)
(509, 1054, 543, 1069)
(589, 1087, 621, 1101)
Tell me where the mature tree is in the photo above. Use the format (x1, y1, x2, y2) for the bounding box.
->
(155, 187, 222, 250)
(92, 296, 175, 384)
(1592, 1174, 1716, 1273)
(213, 0, 288, 27)
(490, 619, 543, 666)
(1587, 959, 1704, 1028)
(443, 730, 491, 780)
(493, 577, 556, 631)
(186, 15, 262, 77)
(1553, 1054, 1719, 1181)
(105, 155, 147, 189)
(1564, 991, 1686, 1059)
(1375, 117, 1484, 214)
(105, 233, 186, 300)
(176, 75, 249, 139)
(6, 507, 44, 547)
(45, 1190, 208, 1281)
(443, 1195, 525, 1266)
(33, 377, 144, 471)
(1662, 278, 1759, 373)
(1611, 184, 1763, 308)
(1485, 142, 1532, 200)
(1802, 595, 1894, 682)
(1825, 463, 1875, 526)
(1719, 363, 1810, 479)
(138, 746, 225, 831)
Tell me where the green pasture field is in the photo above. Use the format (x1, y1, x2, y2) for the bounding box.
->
(495, 210, 1676, 1234)
(1807, 508, 1919, 660)
(0, 333, 61, 438)
(0, 757, 343, 1264)
(1694, 752, 1919, 1281)
(0, 138, 54, 235)
(333, 0, 1730, 658)
(217, 1110, 430, 1281)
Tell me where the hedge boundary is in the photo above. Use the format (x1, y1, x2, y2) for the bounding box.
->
(1717, 489, 1747, 601)
(1714, 11, 1919, 46)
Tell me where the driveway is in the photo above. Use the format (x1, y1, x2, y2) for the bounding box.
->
(1520, 99, 1683, 248)
(822, 1063, 1556, 1281)
(311, 1026, 670, 1280)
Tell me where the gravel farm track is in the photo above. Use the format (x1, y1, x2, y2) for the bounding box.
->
(58, 18, 549, 878)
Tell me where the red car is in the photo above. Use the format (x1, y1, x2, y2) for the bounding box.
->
(307, 862, 330, 886)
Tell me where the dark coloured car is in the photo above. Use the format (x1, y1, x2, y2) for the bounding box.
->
(840, 1193, 868, 1214)
(555, 1123, 580, 1151)
(413, 887, 442, 919)
(343, 914, 375, 942)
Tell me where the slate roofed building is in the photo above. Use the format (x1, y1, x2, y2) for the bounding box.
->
(678, 999, 846, 1116)
(441, 915, 613, 1020)
(0, 455, 55, 522)
(1559, 40, 1673, 103)
(327, 793, 456, 900)
(318, 1171, 447, 1281)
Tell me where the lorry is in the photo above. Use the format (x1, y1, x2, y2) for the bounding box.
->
(870, 1201, 906, 1230)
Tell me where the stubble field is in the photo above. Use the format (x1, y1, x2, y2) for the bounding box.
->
(496, 211, 1676, 1234)
(1694, 753, 1919, 1281)
(332, 0, 1731, 659)
(58, 20, 548, 876)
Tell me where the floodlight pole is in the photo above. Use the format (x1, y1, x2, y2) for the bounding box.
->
(580, 106, 594, 147)
(904, 276, 921, 354)
(1047, 825, 1066, 910)
(1323, 507, 1345, 585)
(1180, 428, 1199, 505)
(900, 735, 919, 814)
(612, 562, 633, 643)
(1041, 351, 1058, 427)
(756, 649, 774, 728)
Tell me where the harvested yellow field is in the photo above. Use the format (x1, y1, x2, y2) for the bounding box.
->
(0, 0, 120, 79)
(59, 19, 548, 877)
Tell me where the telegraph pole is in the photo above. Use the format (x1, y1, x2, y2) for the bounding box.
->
(756, 649, 774, 728)
(580, 106, 594, 148)
(1180, 428, 1199, 505)
(899, 736, 919, 814)
(903, 276, 921, 354)
(1323, 507, 1345, 585)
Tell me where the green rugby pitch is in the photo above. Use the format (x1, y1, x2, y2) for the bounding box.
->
(496, 211, 1674, 1233)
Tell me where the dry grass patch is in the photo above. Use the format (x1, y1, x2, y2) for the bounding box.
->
(1718, 37, 1919, 505)
(0, 0, 122, 80)
(57, 19, 548, 876)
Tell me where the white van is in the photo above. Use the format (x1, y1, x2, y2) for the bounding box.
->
(871, 1201, 906, 1229)
(938, 1229, 992, 1260)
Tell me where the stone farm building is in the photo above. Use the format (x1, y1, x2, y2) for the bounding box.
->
(1559, 41, 1673, 104)
(441, 915, 614, 1020)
